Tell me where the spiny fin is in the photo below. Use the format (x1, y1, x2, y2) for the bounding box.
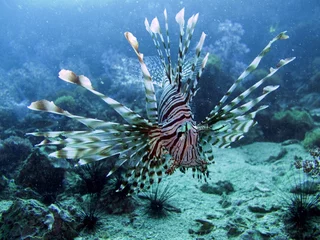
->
(125, 32, 158, 124)
(58, 69, 152, 127)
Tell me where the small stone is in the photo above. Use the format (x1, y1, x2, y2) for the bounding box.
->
(200, 180, 234, 195)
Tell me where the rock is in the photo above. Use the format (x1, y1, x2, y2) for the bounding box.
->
(200, 180, 234, 195)
(248, 202, 281, 214)
(268, 109, 314, 141)
(189, 219, 215, 236)
(0, 136, 32, 178)
(16, 150, 65, 204)
(242, 142, 286, 165)
(225, 216, 248, 237)
(0, 199, 78, 239)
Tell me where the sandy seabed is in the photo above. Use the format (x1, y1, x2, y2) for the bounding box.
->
(75, 142, 310, 240)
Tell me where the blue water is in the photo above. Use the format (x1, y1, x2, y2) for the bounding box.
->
(0, 0, 318, 106)
(0, 0, 317, 102)
(0, 0, 320, 239)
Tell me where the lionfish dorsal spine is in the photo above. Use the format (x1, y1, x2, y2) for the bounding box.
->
(184, 13, 199, 56)
(187, 37, 209, 100)
(163, 9, 172, 80)
(124, 32, 158, 124)
(145, 16, 172, 84)
(175, 8, 185, 88)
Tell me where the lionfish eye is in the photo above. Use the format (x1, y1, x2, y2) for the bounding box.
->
(177, 131, 183, 138)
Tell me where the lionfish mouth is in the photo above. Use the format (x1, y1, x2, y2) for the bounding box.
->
(27, 8, 295, 193)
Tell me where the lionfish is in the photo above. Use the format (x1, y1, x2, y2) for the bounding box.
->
(28, 9, 295, 193)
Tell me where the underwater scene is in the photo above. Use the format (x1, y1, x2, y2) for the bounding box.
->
(0, 0, 320, 239)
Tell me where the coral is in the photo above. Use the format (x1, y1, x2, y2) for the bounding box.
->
(100, 48, 151, 111)
(300, 93, 320, 110)
(273, 110, 314, 128)
(266, 109, 314, 141)
(0, 199, 78, 239)
(308, 71, 320, 92)
(0, 176, 8, 192)
(0, 136, 32, 178)
(200, 180, 235, 195)
(204, 20, 249, 78)
(303, 128, 320, 148)
(16, 151, 65, 204)
(7, 62, 57, 101)
(295, 149, 320, 177)
(214, 20, 249, 59)
(54, 95, 76, 112)
(203, 53, 221, 72)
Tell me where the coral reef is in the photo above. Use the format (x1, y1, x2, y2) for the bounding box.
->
(54, 95, 76, 112)
(16, 151, 65, 204)
(295, 148, 320, 177)
(0, 199, 78, 239)
(303, 128, 320, 148)
(0, 136, 32, 178)
(204, 20, 249, 78)
(262, 109, 315, 142)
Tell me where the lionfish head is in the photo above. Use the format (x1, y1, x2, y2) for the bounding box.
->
(163, 120, 210, 177)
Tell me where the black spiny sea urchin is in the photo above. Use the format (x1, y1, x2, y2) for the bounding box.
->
(77, 194, 104, 232)
(138, 184, 181, 218)
(283, 178, 320, 239)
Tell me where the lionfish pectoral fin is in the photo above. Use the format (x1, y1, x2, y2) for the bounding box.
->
(28, 100, 111, 130)
(203, 31, 295, 125)
(58, 69, 151, 127)
(118, 154, 170, 193)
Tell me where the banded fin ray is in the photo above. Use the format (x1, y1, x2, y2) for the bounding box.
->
(145, 8, 207, 96)
(200, 105, 268, 148)
(201, 31, 295, 124)
(215, 57, 295, 121)
(145, 16, 171, 82)
(198, 32, 295, 150)
(58, 69, 152, 127)
(28, 100, 144, 131)
(124, 32, 158, 124)
(27, 8, 295, 194)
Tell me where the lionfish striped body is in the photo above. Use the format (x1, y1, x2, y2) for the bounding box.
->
(28, 9, 295, 193)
